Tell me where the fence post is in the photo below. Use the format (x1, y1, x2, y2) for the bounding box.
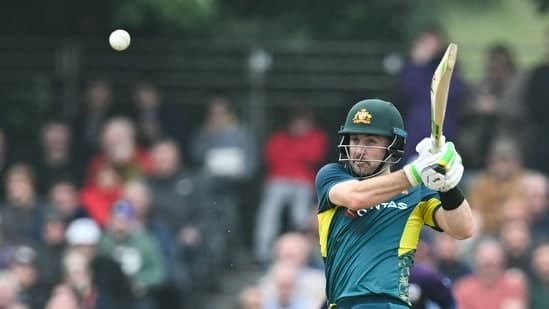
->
(247, 47, 272, 142)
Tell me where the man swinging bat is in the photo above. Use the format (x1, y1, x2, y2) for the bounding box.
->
(315, 44, 473, 309)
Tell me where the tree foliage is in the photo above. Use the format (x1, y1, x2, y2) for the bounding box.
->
(0, 0, 545, 38)
(532, 0, 549, 13)
(112, 0, 219, 35)
(213, 0, 410, 40)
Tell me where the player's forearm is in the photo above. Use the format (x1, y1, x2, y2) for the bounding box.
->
(436, 199, 475, 240)
(330, 170, 411, 211)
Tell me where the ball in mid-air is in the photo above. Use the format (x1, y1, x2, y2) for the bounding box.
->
(109, 29, 131, 51)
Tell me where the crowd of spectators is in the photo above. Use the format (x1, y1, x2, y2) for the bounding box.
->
(0, 79, 260, 308)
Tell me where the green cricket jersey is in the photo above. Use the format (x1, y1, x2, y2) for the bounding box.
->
(315, 163, 442, 307)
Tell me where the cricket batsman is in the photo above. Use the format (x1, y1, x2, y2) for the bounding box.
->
(315, 99, 474, 308)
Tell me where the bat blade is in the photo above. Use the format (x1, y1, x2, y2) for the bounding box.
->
(431, 43, 458, 152)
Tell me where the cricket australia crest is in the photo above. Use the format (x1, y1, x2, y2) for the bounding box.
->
(352, 108, 372, 124)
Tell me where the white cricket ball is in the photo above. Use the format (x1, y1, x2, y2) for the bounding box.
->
(109, 29, 131, 51)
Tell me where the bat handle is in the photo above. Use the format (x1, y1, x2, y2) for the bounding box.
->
(431, 137, 441, 153)
(430, 136, 447, 174)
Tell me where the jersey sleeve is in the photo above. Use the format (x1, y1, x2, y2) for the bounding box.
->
(315, 163, 354, 213)
(419, 186, 443, 231)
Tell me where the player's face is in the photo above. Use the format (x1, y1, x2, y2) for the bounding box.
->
(348, 134, 390, 177)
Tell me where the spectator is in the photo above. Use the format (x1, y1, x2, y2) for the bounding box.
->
(34, 211, 66, 298)
(0, 271, 27, 309)
(130, 81, 164, 146)
(64, 218, 134, 309)
(146, 139, 217, 294)
(60, 249, 93, 308)
(500, 196, 530, 226)
(121, 180, 182, 308)
(72, 79, 118, 163)
(460, 44, 529, 168)
(409, 263, 455, 309)
(32, 120, 80, 194)
(10, 246, 49, 309)
(64, 218, 102, 260)
(526, 27, 549, 174)
(529, 242, 549, 308)
(80, 164, 122, 227)
(190, 96, 258, 250)
(64, 218, 101, 306)
(130, 81, 189, 148)
(499, 219, 532, 274)
(453, 238, 527, 309)
(521, 171, 549, 241)
(0, 164, 46, 245)
(397, 26, 466, 162)
(84, 116, 153, 186)
(47, 179, 89, 225)
(432, 233, 472, 283)
(146, 140, 211, 241)
(122, 180, 176, 269)
(467, 137, 526, 234)
(238, 285, 264, 309)
(44, 285, 80, 309)
(413, 230, 436, 267)
(263, 262, 318, 309)
(259, 232, 325, 305)
(98, 200, 167, 308)
(254, 106, 328, 265)
(190, 95, 257, 179)
(89, 255, 135, 309)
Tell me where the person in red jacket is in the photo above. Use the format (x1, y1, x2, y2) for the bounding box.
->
(254, 106, 328, 265)
(80, 164, 122, 227)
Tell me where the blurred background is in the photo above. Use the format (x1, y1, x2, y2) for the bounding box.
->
(0, 0, 548, 308)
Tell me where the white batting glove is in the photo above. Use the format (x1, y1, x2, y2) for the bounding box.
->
(420, 142, 464, 192)
(403, 138, 458, 187)
(421, 161, 464, 192)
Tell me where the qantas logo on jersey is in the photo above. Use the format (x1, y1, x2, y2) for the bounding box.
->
(344, 201, 409, 218)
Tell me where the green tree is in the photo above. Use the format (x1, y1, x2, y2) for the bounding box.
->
(112, 0, 219, 35)
(1, 0, 545, 37)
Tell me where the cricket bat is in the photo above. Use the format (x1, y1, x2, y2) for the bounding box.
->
(430, 43, 458, 152)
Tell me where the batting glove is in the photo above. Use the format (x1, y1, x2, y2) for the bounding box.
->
(403, 138, 458, 187)
(421, 147, 464, 192)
